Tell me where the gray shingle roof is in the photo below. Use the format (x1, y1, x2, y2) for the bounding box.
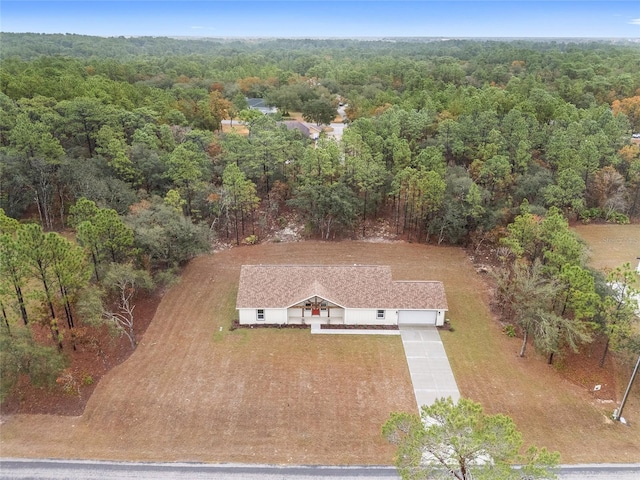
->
(282, 120, 311, 137)
(246, 98, 267, 108)
(236, 265, 448, 310)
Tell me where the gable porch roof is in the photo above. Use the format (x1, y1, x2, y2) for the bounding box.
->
(283, 280, 348, 309)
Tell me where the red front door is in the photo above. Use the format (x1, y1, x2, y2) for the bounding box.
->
(312, 308, 320, 316)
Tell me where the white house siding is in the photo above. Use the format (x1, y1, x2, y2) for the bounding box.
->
(239, 308, 287, 325)
(266, 308, 288, 323)
(238, 309, 254, 324)
(327, 309, 345, 322)
(241, 307, 445, 326)
(344, 309, 396, 326)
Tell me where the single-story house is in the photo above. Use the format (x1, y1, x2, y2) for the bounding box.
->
(282, 120, 322, 140)
(236, 264, 448, 326)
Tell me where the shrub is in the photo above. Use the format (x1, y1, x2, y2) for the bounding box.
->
(503, 324, 516, 337)
(244, 234, 258, 245)
(1, 328, 67, 401)
(579, 207, 602, 223)
(606, 212, 630, 224)
(154, 267, 179, 288)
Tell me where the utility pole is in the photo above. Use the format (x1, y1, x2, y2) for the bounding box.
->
(613, 354, 640, 423)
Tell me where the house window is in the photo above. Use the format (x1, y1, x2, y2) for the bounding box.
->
(320, 301, 327, 312)
(257, 309, 265, 321)
(377, 310, 385, 319)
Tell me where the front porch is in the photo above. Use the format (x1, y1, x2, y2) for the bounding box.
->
(287, 295, 344, 325)
(286, 315, 345, 326)
(287, 307, 344, 325)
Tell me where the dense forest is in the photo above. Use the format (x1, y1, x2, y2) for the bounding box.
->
(1, 33, 639, 402)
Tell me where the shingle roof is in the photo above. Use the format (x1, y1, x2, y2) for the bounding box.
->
(246, 98, 267, 108)
(246, 98, 277, 114)
(236, 265, 448, 310)
(283, 120, 311, 137)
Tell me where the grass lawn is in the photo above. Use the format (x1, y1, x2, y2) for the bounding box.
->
(1, 240, 638, 464)
(221, 123, 249, 135)
(573, 223, 640, 271)
(438, 240, 640, 463)
(0, 242, 417, 464)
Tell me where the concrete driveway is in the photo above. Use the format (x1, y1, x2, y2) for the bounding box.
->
(399, 326, 460, 408)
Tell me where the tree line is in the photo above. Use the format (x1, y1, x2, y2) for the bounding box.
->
(1, 35, 638, 243)
(1, 34, 639, 398)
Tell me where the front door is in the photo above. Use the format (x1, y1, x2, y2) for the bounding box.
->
(305, 301, 321, 316)
(307, 301, 320, 317)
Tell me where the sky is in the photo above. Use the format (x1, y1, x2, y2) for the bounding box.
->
(1, 1, 639, 38)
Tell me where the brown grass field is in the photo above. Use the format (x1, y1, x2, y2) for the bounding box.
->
(573, 223, 640, 271)
(1, 240, 639, 464)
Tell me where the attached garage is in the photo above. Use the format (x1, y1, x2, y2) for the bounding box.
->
(398, 310, 438, 326)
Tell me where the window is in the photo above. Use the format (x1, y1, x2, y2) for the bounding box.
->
(377, 310, 385, 319)
(257, 309, 265, 321)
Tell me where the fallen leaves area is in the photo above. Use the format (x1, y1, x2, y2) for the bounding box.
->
(1, 240, 639, 464)
(1, 293, 162, 416)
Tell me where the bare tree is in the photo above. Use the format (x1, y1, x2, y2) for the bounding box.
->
(103, 263, 153, 349)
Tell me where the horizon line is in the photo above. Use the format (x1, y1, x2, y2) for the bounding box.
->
(2, 31, 640, 41)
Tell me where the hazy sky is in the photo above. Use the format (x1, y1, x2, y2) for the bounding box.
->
(1, 1, 639, 38)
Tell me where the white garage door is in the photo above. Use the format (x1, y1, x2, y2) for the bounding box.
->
(398, 310, 437, 326)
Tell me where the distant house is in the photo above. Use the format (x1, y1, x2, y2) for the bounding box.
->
(236, 265, 448, 326)
(246, 98, 277, 115)
(282, 120, 322, 140)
